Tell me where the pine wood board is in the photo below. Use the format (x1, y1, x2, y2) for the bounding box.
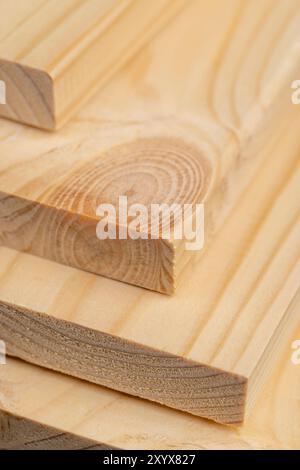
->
(0, 0, 184, 129)
(1, 301, 300, 450)
(0, 107, 300, 424)
(1, 0, 300, 293)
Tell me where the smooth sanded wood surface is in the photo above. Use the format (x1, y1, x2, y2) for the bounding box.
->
(0, 107, 300, 424)
(1, 302, 300, 450)
(0, 0, 184, 129)
(0, 0, 300, 293)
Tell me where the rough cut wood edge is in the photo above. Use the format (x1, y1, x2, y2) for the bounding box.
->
(0, 411, 113, 450)
(0, 0, 185, 129)
(0, 300, 248, 425)
(1, 305, 299, 450)
(0, 62, 55, 129)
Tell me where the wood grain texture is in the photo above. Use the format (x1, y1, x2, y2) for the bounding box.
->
(0, 412, 110, 450)
(0, 108, 300, 424)
(1, 305, 300, 450)
(0, 0, 184, 129)
(0, 0, 300, 293)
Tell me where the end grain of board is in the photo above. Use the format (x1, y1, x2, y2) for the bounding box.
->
(0, 0, 300, 293)
(0, 0, 185, 129)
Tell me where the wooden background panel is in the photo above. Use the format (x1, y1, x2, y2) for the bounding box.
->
(0, 0, 45, 42)
(0, 0, 119, 66)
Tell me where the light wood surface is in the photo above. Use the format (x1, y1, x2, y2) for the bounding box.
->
(1, 303, 300, 450)
(0, 106, 300, 424)
(0, 0, 300, 293)
(0, 0, 184, 129)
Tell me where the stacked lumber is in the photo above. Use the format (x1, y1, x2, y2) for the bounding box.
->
(1, 295, 299, 450)
(1, 0, 300, 293)
(0, 0, 300, 448)
(0, 0, 184, 129)
(0, 109, 300, 424)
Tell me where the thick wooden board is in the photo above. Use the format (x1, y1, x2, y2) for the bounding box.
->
(0, 0, 300, 293)
(0, 0, 184, 129)
(0, 108, 300, 424)
(1, 304, 300, 450)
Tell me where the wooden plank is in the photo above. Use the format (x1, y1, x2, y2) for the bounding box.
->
(0, 0, 184, 129)
(0, 0, 300, 294)
(0, 107, 300, 424)
(1, 300, 299, 450)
